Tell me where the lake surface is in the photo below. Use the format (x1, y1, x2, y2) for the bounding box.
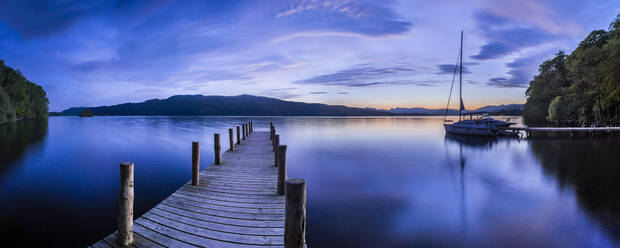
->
(1, 116, 619, 247)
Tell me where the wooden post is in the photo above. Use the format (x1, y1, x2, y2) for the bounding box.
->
(118, 162, 134, 246)
(228, 128, 234, 151)
(236, 126, 241, 144)
(214, 133, 221, 165)
(285, 178, 306, 248)
(274, 135, 280, 166)
(271, 126, 275, 142)
(250, 122, 253, 132)
(273, 134, 279, 152)
(242, 124, 246, 140)
(277, 145, 287, 195)
(270, 122, 273, 140)
(192, 142, 200, 185)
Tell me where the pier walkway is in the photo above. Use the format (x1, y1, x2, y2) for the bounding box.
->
(90, 128, 297, 248)
(499, 126, 620, 137)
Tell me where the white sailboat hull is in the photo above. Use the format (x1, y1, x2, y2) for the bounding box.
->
(444, 123, 498, 136)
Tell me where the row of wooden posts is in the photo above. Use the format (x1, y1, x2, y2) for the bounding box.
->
(116, 121, 307, 248)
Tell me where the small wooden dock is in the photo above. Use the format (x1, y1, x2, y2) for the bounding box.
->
(500, 126, 620, 138)
(91, 122, 306, 248)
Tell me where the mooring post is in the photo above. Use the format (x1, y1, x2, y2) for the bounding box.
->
(192, 142, 200, 185)
(270, 122, 273, 140)
(236, 126, 241, 144)
(118, 162, 134, 246)
(228, 128, 234, 151)
(245, 123, 249, 136)
(274, 135, 280, 166)
(214, 133, 221, 165)
(242, 124, 246, 140)
(274, 134, 279, 152)
(250, 121, 253, 132)
(271, 126, 275, 142)
(285, 178, 306, 248)
(277, 145, 287, 195)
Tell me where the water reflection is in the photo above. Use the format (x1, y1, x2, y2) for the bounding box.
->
(0, 119, 48, 179)
(444, 133, 499, 149)
(529, 138, 620, 242)
(0, 116, 618, 247)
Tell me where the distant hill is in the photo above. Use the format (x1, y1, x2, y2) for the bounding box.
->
(59, 95, 394, 116)
(57, 95, 524, 117)
(387, 104, 524, 116)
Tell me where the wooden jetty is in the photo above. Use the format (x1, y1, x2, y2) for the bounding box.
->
(91, 121, 307, 248)
(500, 126, 620, 138)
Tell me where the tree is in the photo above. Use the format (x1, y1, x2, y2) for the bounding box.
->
(0, 60, 48, 124)
(79, 109, 94, 117)
(524, 13, 620, 126)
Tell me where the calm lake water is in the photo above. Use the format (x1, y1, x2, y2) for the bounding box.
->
(1, 116, 620, 247)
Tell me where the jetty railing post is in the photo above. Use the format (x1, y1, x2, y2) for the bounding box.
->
(236, 126, 241, 144)
(228, 128, 234, 151)
(274, 135, 280, 166)
(274, 134, 279, 152)
(214, 133, 221, 165)
(270, 122, 273, 140)
(192, 142, 200, 185)
(118, 162, 134, 246)
(277, 145, 287, 195)
(242, 124, 246, 140)
(285, 178, 306, 248)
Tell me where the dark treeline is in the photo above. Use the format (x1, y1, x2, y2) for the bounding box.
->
(0, 61, 48, 124)
(524, 14, 620, 126)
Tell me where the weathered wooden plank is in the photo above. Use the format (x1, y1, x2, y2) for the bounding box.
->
(173, 190, 283, 209)
(161, 198, 284, 221)
(137, 218, 282, 248)
(148, 207, 284, 235)
(131, 232, 166, 248)
(167, 194, 285, 214)
(176, 186, 283, 199)
(155, 204, 284, 228)
(179, 186, 285, 204)
(133, 223, 198, 248)
(141, 212, 283, 245)
(183, 180, 277, 190)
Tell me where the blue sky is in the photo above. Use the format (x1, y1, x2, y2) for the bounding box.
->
(0, 0, 618, 111)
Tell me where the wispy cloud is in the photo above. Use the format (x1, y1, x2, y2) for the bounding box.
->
(487, 52, 548, 88)
(436, 62, 477, 74)
(309, 91, 328, 94)
(294, 65, 417, 87)
(470, 11, 555, 60)
(274, 0, 412, 36)
(486, 77, 527, 88)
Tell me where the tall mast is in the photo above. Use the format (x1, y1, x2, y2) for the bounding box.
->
(459, 30, 463, 121)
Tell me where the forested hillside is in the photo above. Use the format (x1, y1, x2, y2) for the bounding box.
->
(524, 14, 620, 126)
(0, 61, 48, 124)
(60, 95, 391, 116)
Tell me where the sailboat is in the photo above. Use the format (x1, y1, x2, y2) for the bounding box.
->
(443, 31, 516, 136)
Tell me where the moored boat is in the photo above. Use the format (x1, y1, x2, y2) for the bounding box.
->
(442, 31, 515, 136)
